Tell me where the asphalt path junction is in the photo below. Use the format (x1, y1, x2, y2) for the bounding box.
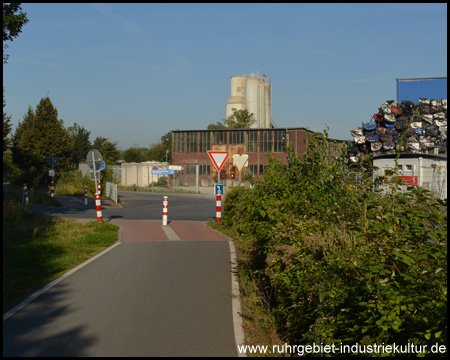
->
(3, 191, 245, 357)
(32, 190, 219, 222)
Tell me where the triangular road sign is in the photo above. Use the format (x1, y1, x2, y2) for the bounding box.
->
(207, 150, 229, 172)
(232, 155, 249, 171)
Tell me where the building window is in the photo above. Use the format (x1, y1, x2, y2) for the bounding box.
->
(229, 130, 244, 144)
(200, 164, 210, 175)
(173, 132, 185, 153)
(246, 131, 258, 152)
(260, 130, 272, 152)
(249, 164, 258, 176)
(274, 130, 286, 152)
(186, 132, 198, 153)
(213, 131, 227, 145)
(199, 132, 210, 152)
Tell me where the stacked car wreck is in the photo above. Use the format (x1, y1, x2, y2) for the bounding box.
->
(348, 98, 447, 164)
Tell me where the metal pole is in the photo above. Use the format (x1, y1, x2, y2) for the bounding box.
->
(52, 157, 55, 197)
(92, 151, 98, 193)
(196, 164, 199, 194)
(22, 184, 26, 210)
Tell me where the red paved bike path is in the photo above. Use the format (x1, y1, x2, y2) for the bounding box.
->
(110, 219, 230, 242)
(53, 195, 229, 242)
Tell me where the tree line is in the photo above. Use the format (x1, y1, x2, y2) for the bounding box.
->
(3, 94, 173, 188)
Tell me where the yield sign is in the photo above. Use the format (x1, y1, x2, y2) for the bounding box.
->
(207, 150, 229, 172)
(232, 154, 248, 171)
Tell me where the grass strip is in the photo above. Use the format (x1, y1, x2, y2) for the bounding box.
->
(3, 215, 119, 313)
(207, 221, 286, 357)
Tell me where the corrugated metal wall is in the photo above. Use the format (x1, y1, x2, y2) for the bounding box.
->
(397, 77, 447, 103)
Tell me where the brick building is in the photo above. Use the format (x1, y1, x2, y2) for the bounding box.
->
(171, 127, 344, 181)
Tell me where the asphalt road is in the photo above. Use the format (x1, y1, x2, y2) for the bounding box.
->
(32, 190, 219, 221)
(3, 190, 243, 357)
(3, 241, 239, 357)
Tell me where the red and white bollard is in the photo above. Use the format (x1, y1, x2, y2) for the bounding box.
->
(97, 181, 101, 195)
(216, 194, 222, 223)
(163, 196, 168, 226)
(95, 193, 103, 223)
(84, 186, 88, 205)
(23, 183, 29, 208)
(51, 181, 55, 200)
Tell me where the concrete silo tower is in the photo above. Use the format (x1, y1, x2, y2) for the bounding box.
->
(226, 72, 273, 128)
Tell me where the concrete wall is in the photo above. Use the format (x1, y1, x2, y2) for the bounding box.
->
(121, 161, 168, 187)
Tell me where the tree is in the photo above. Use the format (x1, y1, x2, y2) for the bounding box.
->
(12, 97, 73, 187)
(123, 146, 150, 162)
(3, 88, 13, 153)
(3, 3, 29, 64)
(92, 137, 119, 165)
(207, 121, 226, 130)
(148, 131, 172, 163)
(68, 123, 91, 168)
(207, 108, 256, 129)
(224, 108, 256, 128)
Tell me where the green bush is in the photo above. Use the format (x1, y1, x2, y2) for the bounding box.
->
(224, 130, 447, 355)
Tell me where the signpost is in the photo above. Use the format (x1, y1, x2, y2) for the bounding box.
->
(87, 149, 103, 193)
(207, 151, 228, 223)
(207, 150, 229, 183)
(215, 182, 223, 223)
(46, 156, 60, 200)
(87, 149, 104, 223)
(232, 154, 249, 182)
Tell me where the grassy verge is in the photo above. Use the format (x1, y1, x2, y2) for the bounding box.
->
(207, 221, 287, 357)
(3, 212, 119, 313)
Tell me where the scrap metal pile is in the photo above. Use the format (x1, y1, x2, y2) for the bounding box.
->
(347, 98, 447, 163)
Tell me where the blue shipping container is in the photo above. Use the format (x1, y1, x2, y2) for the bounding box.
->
(397, 77, 447, 103)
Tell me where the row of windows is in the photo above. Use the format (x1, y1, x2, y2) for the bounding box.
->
(183, 164, 211, 175)
(173, 130, 287, 153)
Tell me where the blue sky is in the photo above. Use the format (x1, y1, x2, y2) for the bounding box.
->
(3, 3, 447, 150)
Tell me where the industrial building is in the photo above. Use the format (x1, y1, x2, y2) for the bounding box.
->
(373, 152, 447, 200)
(226, 72, 273, 128)
(171, 128, 344, 182)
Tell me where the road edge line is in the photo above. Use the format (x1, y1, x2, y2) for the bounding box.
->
(228, 240, 247, 357)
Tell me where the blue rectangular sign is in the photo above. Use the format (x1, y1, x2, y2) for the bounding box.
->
(151, 169, 175, 175)
(215, 182, 223, 195)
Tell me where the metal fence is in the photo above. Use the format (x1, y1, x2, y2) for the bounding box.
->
(106, 182, 118, 203)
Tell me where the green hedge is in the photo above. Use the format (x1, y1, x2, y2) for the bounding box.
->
(224, 131, 447, 356)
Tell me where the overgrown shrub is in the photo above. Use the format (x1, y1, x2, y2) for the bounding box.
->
(224, 130, 447, 355)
